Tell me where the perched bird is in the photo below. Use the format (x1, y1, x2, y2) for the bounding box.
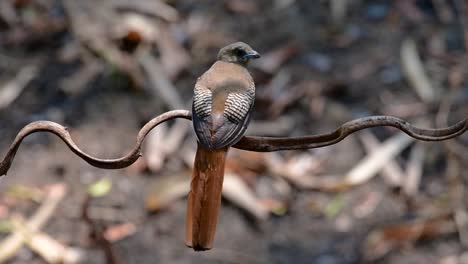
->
(186, 42, 260, 251)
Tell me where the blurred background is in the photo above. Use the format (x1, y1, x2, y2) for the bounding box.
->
(0, 0, 467, 263)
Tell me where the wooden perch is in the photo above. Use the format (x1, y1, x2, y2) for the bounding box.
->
(0, 110, 466, 176)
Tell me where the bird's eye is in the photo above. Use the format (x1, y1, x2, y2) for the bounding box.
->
(233, 48, 246, 57)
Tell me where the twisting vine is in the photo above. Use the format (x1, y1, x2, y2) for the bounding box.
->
(0, 110, 466, 176)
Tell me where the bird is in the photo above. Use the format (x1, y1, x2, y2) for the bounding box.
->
(186, 42, 260, 251)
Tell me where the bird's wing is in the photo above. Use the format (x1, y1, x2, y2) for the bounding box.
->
(192, 82, 214, 148)
(224, 89, 254, 123)
(193, 82, 212, 119)
(192, 61, 255, 149)
(212, 88, 254, 148)
(192, 83, 255, 149)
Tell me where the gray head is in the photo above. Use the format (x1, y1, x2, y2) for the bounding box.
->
(217, 42, 260, 65)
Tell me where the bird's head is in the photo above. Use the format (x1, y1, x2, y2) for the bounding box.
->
(217, 42, 260, 65)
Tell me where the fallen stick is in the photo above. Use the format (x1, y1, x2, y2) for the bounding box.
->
(0, 66, 37, 110)
(343, 132, 414, 187)
(146, 171, 269, 220)
(11, 217, 85, 264)
(0, 184, 66, 262)
(222, 173, 269, 221)
(403, 143, 425, 196)
(358, 131, 405, 187)
(401, 38, 436, 103)
(138, 53, 191, 170)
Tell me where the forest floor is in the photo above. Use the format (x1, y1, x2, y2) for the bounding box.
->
(0, 0, 467, 263)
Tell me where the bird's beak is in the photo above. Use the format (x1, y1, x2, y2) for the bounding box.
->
(243, 51, 261, 59)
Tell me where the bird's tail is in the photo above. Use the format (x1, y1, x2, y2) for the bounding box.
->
(185, 143, 228, 251)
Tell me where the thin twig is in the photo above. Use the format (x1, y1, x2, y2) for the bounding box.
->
(81, 195, 119, 264)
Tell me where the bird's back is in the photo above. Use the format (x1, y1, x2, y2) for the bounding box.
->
(192, 61, 255, 149)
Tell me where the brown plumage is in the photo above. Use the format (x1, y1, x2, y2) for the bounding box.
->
(186, 42, 260, 251)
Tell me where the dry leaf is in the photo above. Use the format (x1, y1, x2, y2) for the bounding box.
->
(145, 173, 190, 212)
(87, 178, 112, 198)
(267, 152, 327, 189)
(363, 213, 456, 261)
(224, 0, 259, 14)
(114, 13, 158, 44)
(112, 0, 179, 22)
(225, 149, 266, 178)
(104, 223, 137, 242)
